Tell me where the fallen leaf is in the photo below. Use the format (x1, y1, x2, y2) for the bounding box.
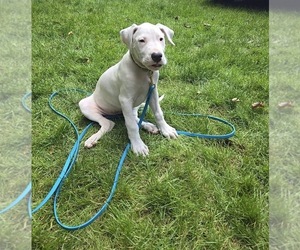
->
(278, 101, 293, 108)
(252, 102, 264, 109)
(76, 57, 90, 63)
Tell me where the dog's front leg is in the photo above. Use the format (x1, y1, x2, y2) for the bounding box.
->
(150, 88, 178, 139)
(119, 96, 149, 156)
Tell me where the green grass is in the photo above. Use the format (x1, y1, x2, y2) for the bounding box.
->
(269, 11, 300, 249)
(0, 1, 31, 249)
(32, 0, 268, 249)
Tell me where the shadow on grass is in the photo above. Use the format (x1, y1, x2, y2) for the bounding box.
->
(206, 0, 269, 11)
(270, 0, 300, 11)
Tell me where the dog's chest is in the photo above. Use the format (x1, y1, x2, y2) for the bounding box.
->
(132, 83, 151, 107)
(129, 71, 154, 106)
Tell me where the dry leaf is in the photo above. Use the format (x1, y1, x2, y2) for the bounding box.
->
(252, 102, 264, 109)
(76, 57, 90, 63)
(278, 101, 293, 108)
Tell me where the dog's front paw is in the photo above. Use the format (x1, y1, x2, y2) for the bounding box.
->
(160, 124, 178, 139)
(131, 140, 149, 156)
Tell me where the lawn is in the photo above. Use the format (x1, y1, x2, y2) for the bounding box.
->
(269, 11, 300, 249)
(32, 0, 268, 249)
(0, 1, 31, 249)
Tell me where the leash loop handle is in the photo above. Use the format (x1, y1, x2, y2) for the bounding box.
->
(176, 114, 235, 139)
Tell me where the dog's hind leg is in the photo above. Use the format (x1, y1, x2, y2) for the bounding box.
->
(133, 107, 159, 134)
(79, 95, 115, 148)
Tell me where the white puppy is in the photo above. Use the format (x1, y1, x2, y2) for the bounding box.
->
(79, 22, 178, 156)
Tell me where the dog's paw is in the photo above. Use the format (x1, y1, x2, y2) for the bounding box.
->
(131, 140, 149, 156)
(142, 122, 159, 134)
(160, 124, 178, 139)
(84, 134, 100, 148)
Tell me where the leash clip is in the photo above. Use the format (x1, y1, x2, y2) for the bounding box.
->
(148, 71, 156, 87)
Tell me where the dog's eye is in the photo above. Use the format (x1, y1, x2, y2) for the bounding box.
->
(139, 39, 145, 43)
(159, 37, 164, 41)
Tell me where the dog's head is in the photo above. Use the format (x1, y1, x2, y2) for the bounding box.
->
(120, 23, 175, 71)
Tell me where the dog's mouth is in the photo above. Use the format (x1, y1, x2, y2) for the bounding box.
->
(151, 64, 163, 69)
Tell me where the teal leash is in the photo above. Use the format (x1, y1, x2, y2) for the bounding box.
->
(0, 183, 31, 215)
(0, 93, 32, 215)
(0, 87, 235, 227)
(49, 85, 156, 230)
(31, 82, 235, 230)
(176, 113, 235, 139)
(31, 90, 94, 214)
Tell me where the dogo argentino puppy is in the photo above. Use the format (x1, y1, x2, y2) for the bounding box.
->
(79, 22, 178, 156)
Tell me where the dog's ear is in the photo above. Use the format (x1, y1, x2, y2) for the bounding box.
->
(156, 23, 175, 46)
(120, 24, 138, 49)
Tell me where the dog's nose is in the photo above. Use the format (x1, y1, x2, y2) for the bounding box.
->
(151, 52, 163, 63)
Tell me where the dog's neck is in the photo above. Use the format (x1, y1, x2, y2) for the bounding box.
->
(129, 51, 150, 71)
(129, 51, 155, 85)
